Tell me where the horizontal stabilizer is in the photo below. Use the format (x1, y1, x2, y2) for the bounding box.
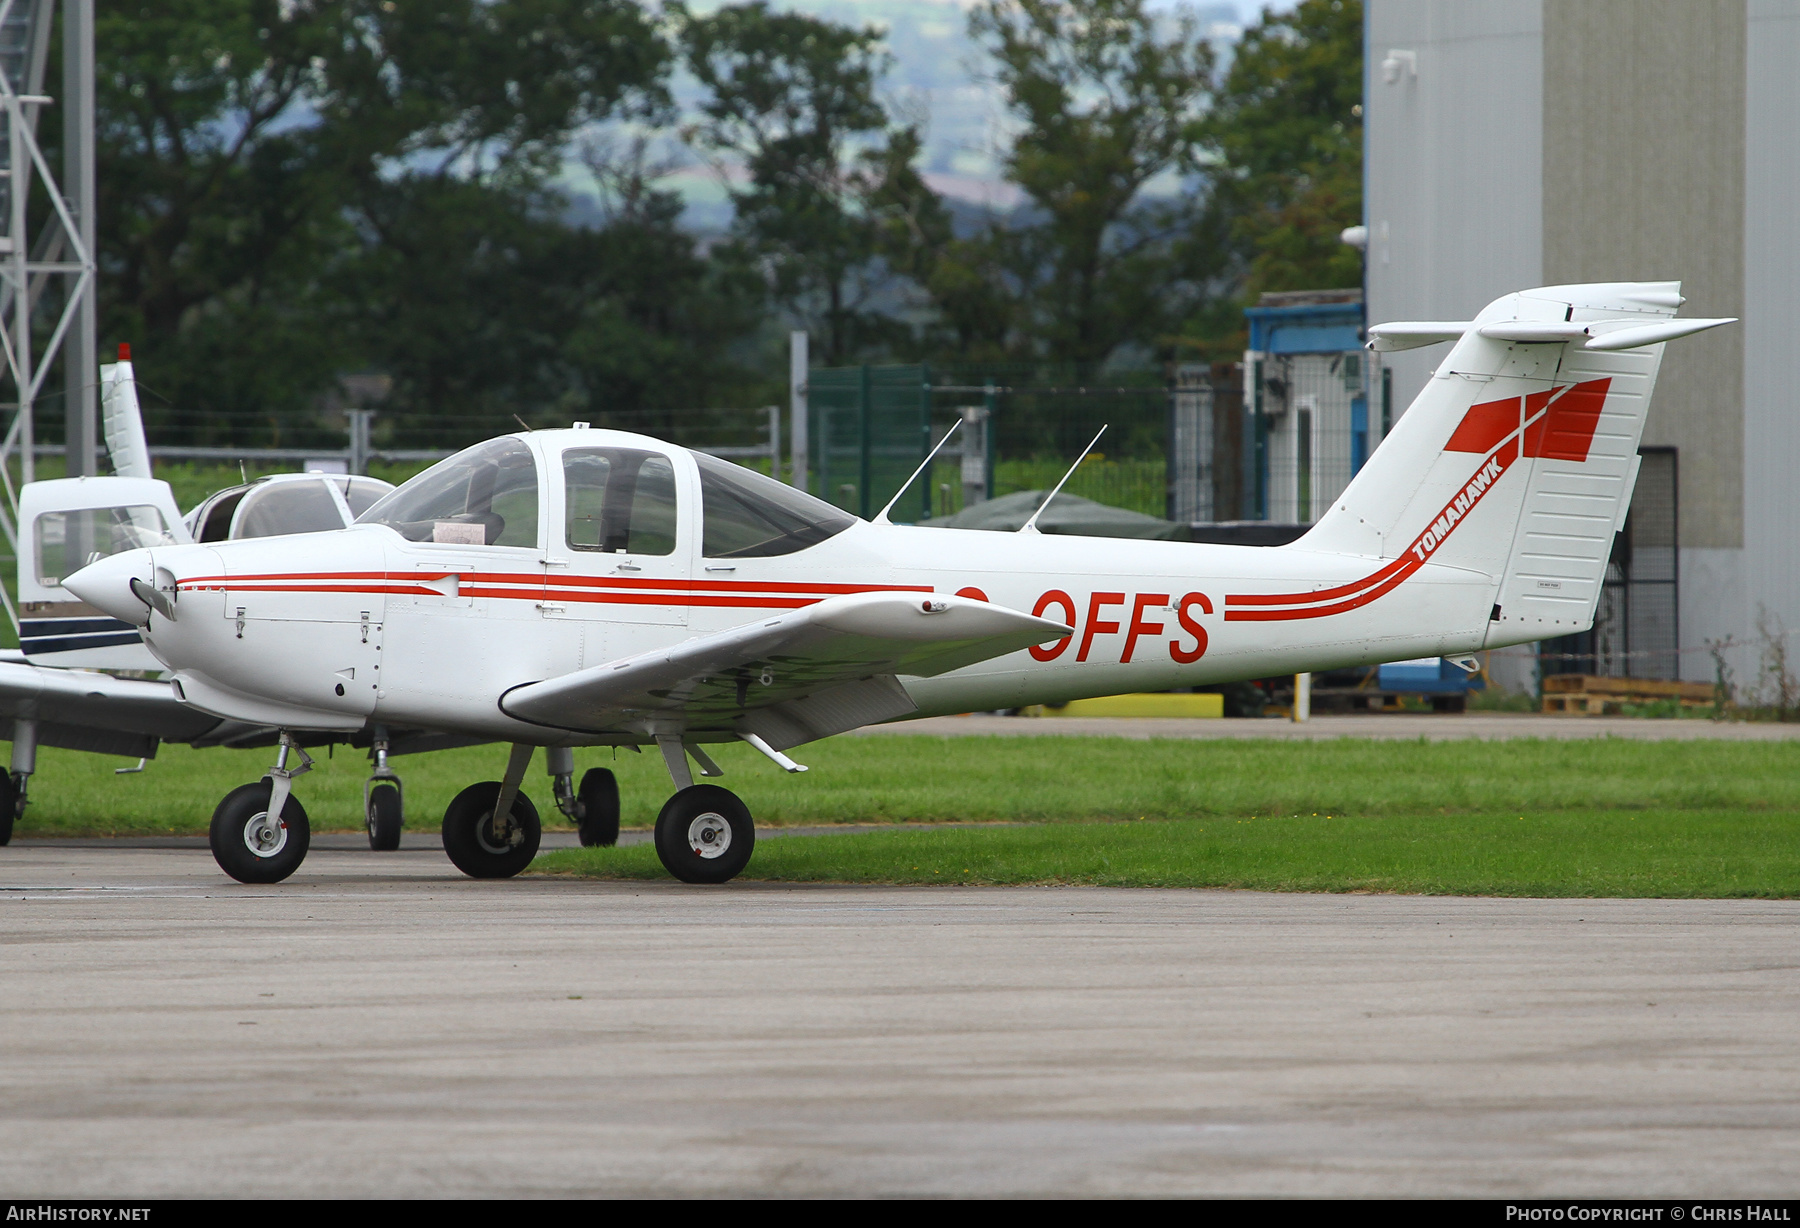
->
(1583, 317, 1736, 351)
(1371, 315, 1735, 354)
(1366, 321, 1472, 352)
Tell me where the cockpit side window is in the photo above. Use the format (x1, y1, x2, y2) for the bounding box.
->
(563, 448, 677, 556)
(695, 451, 858, 558)
(357, 437, 540, 548)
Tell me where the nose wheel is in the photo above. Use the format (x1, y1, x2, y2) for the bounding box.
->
(210, 733, 315, 883)
(653, 785, 754, 884)
(210, 778, 312, 884)
(366, 781, 403, 850)
(364, 733, 403, 851)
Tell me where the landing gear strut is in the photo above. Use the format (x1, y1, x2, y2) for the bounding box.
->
(650, 735, 754, 884)
(547, 746, 619, 847)
(0, 719, 34, 846)
(210, 732, 313, 884)
(364, 730, 403, 851)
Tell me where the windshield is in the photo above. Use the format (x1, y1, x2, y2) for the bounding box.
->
(357, 437, 540, 547)
(695, 451, 857, 558)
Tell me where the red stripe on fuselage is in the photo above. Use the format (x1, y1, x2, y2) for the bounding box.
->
(175, 568, 929, 611)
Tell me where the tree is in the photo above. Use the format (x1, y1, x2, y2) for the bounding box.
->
(1204, 0, 1363, 297)
(679, 1, 934, 366)
(946, 0, 1220, 365)
(93, 0, 678, 442)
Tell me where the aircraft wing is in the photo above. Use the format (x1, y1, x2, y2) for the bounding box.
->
(499, 590, 1072, 750)
(0, 656, 223, 759)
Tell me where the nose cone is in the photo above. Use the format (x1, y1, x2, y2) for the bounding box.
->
(63, 549, 156, 626)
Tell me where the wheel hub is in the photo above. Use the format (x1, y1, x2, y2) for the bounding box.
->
(688, 812, 731, 859)
(476, 809, 523, 854)
(242, 811, 288, 859)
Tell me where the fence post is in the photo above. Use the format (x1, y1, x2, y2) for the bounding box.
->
(346, 409, 373, 475)
(960, 403, 989, 508)
(919, 365, 933, 521)
(766, 404, 780, 481)
(858, 363, 872, 519)
(982, 380, 997, 503)
(1168, 363, 1211, 525)
(789, 331, 808, 490)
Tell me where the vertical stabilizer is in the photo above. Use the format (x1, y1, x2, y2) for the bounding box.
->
(1298, 282, 1730, 649)
(99, 348, 152, 480)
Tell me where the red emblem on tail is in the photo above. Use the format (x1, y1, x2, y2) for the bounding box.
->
(1223, 377, 1612, 621)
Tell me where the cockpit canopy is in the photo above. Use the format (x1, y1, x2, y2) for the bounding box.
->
(187, 473, 394, 544)
(356, 432, 858, 557)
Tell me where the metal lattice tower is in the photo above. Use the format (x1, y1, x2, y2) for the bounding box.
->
(0, 0, 95, 533)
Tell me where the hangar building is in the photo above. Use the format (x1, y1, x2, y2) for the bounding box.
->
(1364, 0, 1793, 690)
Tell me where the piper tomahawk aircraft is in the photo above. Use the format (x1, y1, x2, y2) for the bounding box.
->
(65, 282, 1730, 886)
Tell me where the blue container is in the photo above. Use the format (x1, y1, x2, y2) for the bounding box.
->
(1377, 658, 1485, 694)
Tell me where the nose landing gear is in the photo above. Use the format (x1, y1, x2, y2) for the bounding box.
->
(210, 733, 313, 884)
(364, 731, 403, 851)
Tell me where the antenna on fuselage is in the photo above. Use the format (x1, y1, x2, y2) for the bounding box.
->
(1018, 425, 1106, 534)
(871, 417, 963, 526)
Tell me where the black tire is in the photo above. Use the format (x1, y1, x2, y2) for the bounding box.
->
(210, 778, 311, 885)
(653, 785, 754, 884)
(366, 781, 402, 851)
(0, 771, 16, 847)
(442, 781, 540, 879)
(576, 768, 620, 847)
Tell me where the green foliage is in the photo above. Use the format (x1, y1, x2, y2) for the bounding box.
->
(1202, 0, 1363, 298)
(79, 0, 1370, 435)
(679, 0, 941, 366)
(93, 0, 758, 444)
(925, 0, 1223, 364)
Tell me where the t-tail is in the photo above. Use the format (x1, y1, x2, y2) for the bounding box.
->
(1294, 281, 1731, 650)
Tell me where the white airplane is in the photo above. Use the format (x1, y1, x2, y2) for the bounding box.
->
(0, 350, 402, 845)
(63, 282, 1732, 886)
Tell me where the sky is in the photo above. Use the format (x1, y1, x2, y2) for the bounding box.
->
(563, 0, 1298, 229)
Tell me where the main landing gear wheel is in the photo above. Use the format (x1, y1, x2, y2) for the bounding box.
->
(366, 781, 402, 851)
(653, 785, 754, 884)
(442, 781, 540, 879)
(0, 771, 17, 846)
(576, 768, 620, 847)
(210, 779, 312, 884)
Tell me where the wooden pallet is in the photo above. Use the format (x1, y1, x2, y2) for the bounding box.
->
(1541, 674, 1713, 715)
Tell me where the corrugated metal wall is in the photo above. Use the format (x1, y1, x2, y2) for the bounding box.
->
(1743, 2, 1800, 683)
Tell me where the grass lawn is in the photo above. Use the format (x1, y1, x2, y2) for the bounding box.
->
(535, 809, 1800, 898)
(12, 731, 1800, 896)
(14, 732, 1800, 838)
